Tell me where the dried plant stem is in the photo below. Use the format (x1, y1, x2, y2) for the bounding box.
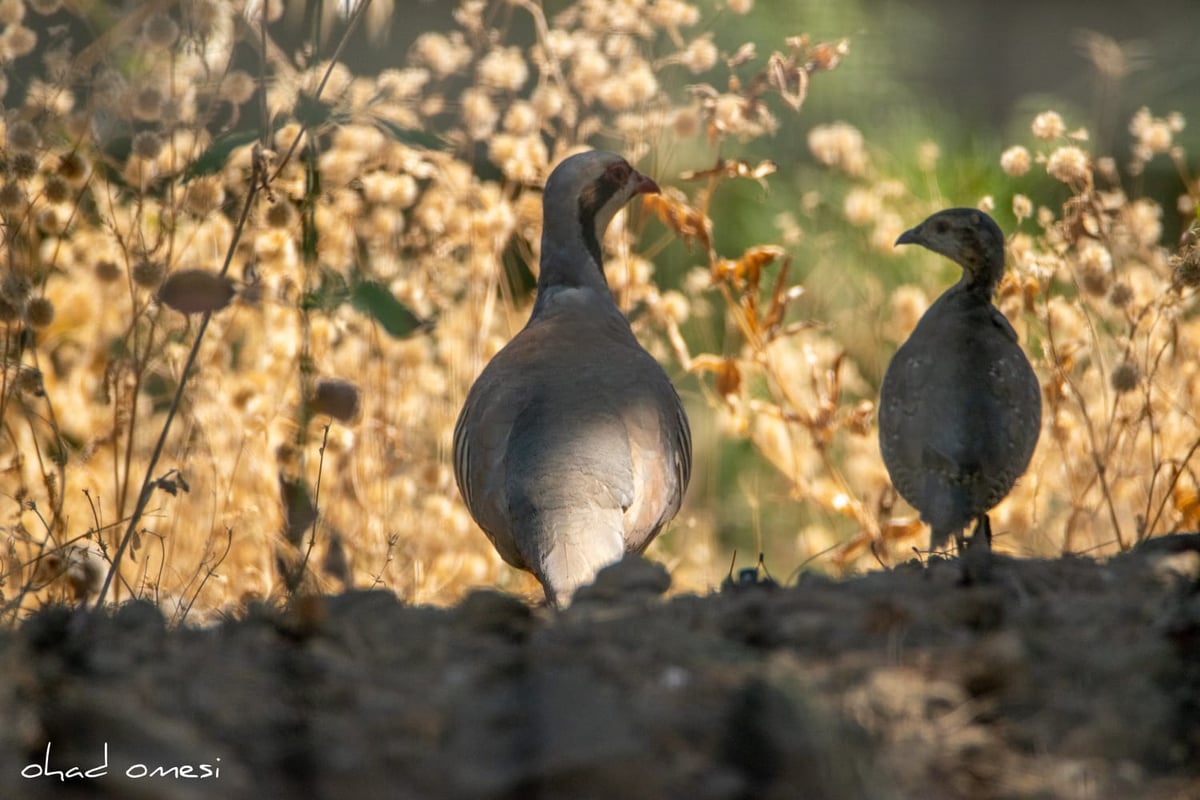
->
(93, 167, 261, 612)
(176, 527, 233, 624)
(1044, 299, 1128, 549)
(294, 424, 332, 590)
(269, 0, 374, 185)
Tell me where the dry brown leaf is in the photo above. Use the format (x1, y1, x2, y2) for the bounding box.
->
(157, 269, 236, 315)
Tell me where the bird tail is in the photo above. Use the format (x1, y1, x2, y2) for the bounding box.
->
(528, 505, 625, 606)
(921, 474, 970, 552)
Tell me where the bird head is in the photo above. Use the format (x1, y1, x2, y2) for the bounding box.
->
(539, 150, 659, 286)
(895, 208, 1006, 292)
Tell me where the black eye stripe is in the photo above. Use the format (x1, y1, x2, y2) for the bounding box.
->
(579, 172, 626, 218)
(577, 172, 626, 271)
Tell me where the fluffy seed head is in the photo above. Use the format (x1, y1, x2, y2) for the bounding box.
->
(43, 173, 71, 203)
(681, 37, 718, 73)
(1012, 193, 1033, 220)
(0, 181, 26, 210)
(14, 366, 42, 395)
(1173, 246, 1200, 288)
(477, 46, 528, 92)
(1109, 282, 1133, 309)
(11, 152, 37, 180)
(57, 151, 89, 182)
(1000, 145, 1031, 176)
(4, 25, 38, 58)
(6, 119, 39, 152)
(132, 259, 166, 288)
(133, 85, 164, 121)
(36, 206, 66, 234)
(1, 272, 30, 305)
(185, 179, 225, 216)
(1046, 146, 1090, 185)
(1032, 111, 1066, 141)
(264, 199, 297, 228)
(460, 88, 497, 140)
(142, 13, 180, 47)
(0, 296, 17, 322)
(131, 130, 164, 161)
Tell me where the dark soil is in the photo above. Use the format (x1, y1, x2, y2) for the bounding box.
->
(2, 538, 1199, 800)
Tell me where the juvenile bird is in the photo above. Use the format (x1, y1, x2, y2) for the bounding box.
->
(879, 208, 1041, 552)
(453, 151, 692, 606)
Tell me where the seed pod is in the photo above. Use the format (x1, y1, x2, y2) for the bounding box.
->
(95, 260, 122, 283)
(157, 268, 236, 314)
(309, 378, 361, 422)
(1111, 361, 1140, 393)
(27, 296, 54, 328)
(132, 259, 166, 288)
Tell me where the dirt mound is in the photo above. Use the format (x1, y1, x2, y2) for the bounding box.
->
(2, 540, 1199, 799)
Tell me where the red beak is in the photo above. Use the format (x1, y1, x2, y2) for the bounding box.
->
(634, 171, 660, 195)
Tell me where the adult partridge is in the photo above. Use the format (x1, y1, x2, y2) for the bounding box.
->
(453, 151, 692, 606)
(879, 208, 1041, 552)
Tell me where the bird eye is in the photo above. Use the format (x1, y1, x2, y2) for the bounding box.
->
(934, 221, 950, 235)
(607, 161, 632, 184)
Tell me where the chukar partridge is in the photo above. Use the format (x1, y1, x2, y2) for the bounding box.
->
(454, 150, 692, 606)
(879, 208, 1041, 552)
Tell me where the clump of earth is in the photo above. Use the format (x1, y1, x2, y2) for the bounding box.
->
(1, 537, 1198, 799)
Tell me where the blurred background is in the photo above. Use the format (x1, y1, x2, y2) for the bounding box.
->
(1, 0, 1197, 617)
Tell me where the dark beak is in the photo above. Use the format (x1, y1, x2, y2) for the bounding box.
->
(895, 226, 920, 247)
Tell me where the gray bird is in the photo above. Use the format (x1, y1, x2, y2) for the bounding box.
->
(453, 151, 692, 606)
(879, 208, 1041, 552)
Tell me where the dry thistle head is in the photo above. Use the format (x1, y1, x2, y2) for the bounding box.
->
(1173, 243, 1200, 288)
(131, 258, 166, 288)
(29, 0, 63, 15)
(310, 378, 362, 423)
(132, 85, 164, 122)
(264, 199, 297, 228)
(56, 151, 89, 183)
(1075, 241, 1113, 296)
(1, 271, 30, 306)
(26, 296, 54, 328)
(43, 173, 71, 203)
(0, 181, 25, 210)
(14, 366, 43, 395)
(1111, 361, 1140, 393)
(142, 12, 180, 48)
(0, 295, 18, 323)
(185, 179, 225, 216)
(11, 152, 37, 180)
(1109, 281, 1133, 309)
(131, 130, 164, 161)
(95, 259, 121, 283)
(6, 119, 39, 152)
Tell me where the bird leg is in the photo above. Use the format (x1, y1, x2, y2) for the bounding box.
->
(953, 528, 968, 555)
(968, 514, 992, 551)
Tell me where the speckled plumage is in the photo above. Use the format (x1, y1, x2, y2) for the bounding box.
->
(879, 208, 1041, 551)
(454, 151, 691, 606)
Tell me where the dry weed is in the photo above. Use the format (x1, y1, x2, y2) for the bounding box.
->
(0, 2, 1193, 621)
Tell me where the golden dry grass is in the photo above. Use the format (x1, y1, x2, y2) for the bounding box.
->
(0, 1, 1196, 622)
